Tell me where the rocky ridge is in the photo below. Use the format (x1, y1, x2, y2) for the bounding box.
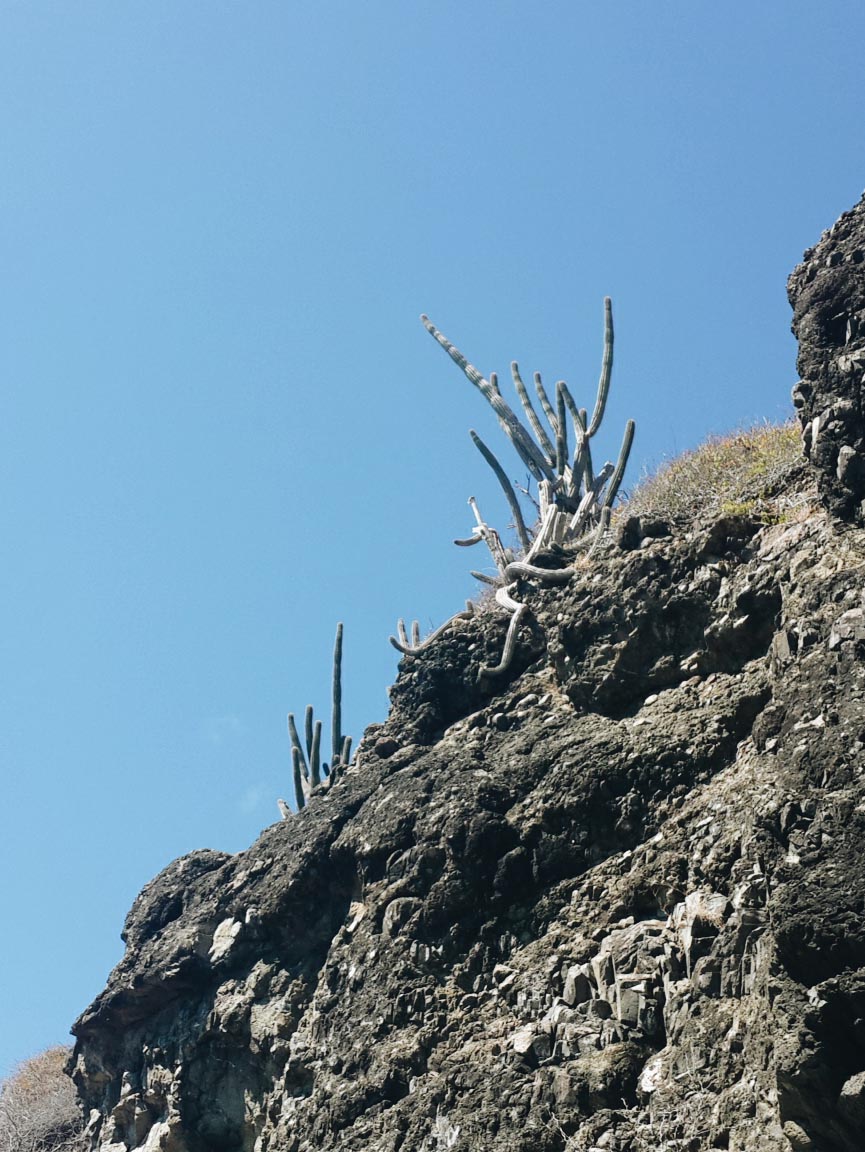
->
(68, 196, 865, 1152)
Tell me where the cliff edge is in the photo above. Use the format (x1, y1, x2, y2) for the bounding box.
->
(69, 196, 865, 1152)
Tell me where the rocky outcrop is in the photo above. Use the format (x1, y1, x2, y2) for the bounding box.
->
(789, 191, 865, 522)
(69, 200, 865, 1152)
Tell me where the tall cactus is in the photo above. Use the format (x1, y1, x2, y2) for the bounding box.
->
(284, 622, 352, 815)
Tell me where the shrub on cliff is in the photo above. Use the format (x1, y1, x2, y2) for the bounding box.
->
(0, 1047, 84, 1152)
(621, 420, 803, 525)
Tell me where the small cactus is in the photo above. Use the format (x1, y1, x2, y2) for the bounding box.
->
(284, 623, 352, 814)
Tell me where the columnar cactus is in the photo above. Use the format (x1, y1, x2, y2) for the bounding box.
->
(421, 298, 635, 575)
(283, 623, 352, 814)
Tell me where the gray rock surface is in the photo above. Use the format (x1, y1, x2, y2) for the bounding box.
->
(789, 191, 865, 522)
(68, 200, 865, 1152)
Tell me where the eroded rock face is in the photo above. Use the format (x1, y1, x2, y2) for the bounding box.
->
(68, 198, 865, 1152)
(789, 191, 865, 521)
(69, 491, 865, 1152)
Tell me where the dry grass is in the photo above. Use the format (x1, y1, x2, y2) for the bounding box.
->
(619, 420, 805, 526)
(0, 1047, 84, 1152)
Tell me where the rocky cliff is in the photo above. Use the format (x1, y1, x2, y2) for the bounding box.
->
(69, 196, 865, 1152)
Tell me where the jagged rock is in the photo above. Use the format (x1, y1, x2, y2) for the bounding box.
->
(68, 199, 865, 1152)
(789, 191, 865, 521)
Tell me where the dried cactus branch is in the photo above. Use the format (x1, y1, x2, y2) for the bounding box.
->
(504, 559, 575, 584)
(389, 602, 475, 656)
(480, 586, 529, 679)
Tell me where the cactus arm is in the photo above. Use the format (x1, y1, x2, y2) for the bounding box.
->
(421, 315, 553, 483)
(331, 622, 343, 766)
(288, 713, 309, 780)
(489, 370, 502, 398)
(481, 589, 527, 677)
(468, 496, 510, 574)
(310, 720, 322, 788)
(302, 704, 313, 761)
(471, 570, 500, 586)
(292, 745, 307, 810)
(577, 407, 594, 491)
(586, 297, 614, 438)
(602, 419, 635, 509)
(533, 371, 559, 445)
(469, 430, 531, 551)
(511, 361, 555, 462)
(568, 462, 614, 536)
(389, 602, 475, 657)
(555, 381, 568, 476)
(340, 735, 352, 766)
(525, 499, 561, 561)
(412, 620, 421, 647)
(454, 533, 483, 547)
(504, 559, 575, 584)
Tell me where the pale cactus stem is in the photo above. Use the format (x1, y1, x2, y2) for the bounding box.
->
(389, 602, 475, 656)
(421, 315, 553, 482)
(468, 496, 509, 574)
(603, 419, 636, 509)
(533, 370, 559, 443)
(511, 361, 555, 462)
(469, 429, 531, 551)
(586, 296, 614, 438)
(505, 559, 575, 584)
(480, 600, 529, 679)
(412, 620, 421, 647)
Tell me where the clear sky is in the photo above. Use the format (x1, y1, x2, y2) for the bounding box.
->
(1, 1, 862, 1076)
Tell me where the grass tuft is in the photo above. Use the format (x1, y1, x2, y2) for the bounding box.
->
(619, 420, 805, 526)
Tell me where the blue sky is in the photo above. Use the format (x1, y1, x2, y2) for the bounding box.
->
(1, 1, 863, 1076)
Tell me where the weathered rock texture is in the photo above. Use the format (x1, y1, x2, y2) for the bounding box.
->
(69, 202, 865, 1152)
(789, 191, 865, 522)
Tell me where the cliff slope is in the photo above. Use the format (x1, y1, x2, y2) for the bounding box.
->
(69, 195, 865, 1152)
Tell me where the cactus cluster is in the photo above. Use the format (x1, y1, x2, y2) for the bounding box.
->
(281, 623, 352, 815)
(421, 297, 635, 577)
(412, 299, 636, 679)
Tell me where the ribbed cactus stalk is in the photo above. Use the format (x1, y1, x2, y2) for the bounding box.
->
(331, 622, 343, 767)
